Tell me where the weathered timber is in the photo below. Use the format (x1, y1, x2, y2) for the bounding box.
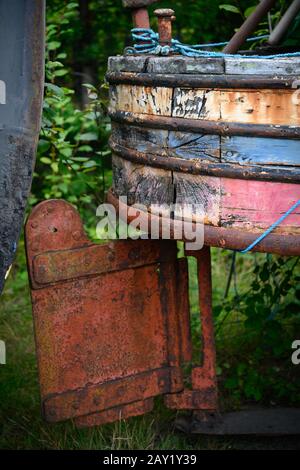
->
(221, 135, 300, 166)
(110, 140, 300, 184)
(112, 154, 174, 207)
(111, 123, 221, 161)
(111, 149, 300, 234)
(110, 84, 300, 126)
(225, 57, 300, 75)
(108, 54, 300, 242)
(111, 123, 300, 167)
(107, 55, 300, 76)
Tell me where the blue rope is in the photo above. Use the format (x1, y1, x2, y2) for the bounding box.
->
(240, 199, 300, 254)
(127, 28, 300, 58)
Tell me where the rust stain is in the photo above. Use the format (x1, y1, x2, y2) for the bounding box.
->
(25, 200, 186, 425)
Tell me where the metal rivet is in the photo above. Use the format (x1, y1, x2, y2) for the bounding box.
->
(73, 231, 81, 241)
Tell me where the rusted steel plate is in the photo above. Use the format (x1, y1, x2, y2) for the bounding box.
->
(44, 368, 181, 423)
(26, 199, 184, 425)
(176, 258, 192, 364)
(0, 0, 45, 294)
(75, 399, 154, 428)
(32, 241, 162, 287)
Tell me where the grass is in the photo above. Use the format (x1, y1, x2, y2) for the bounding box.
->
(0, 239, 299, 450)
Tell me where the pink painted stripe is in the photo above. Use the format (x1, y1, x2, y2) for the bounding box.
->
(221, 178, 300, 232)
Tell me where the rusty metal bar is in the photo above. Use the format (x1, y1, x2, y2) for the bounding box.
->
(132, 8, 151, 28)
(109, 112, 300, 141)
(164, 247, 218, 411)
(223, 0, 277, 54)
(268, 0, 300, 46)
(190, 247, 217, 400)
(123, 1, 159, 31)
(106, 71, 299, 90)
(107, 189, 300, 256)
(176, 258, 193, 363)
(109, 139, 300, 184)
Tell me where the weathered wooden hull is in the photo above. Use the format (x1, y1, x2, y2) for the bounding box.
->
(0, 0, 45, 293)
(107, 55, 300, 252)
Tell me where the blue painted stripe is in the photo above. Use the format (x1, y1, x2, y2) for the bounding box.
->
(221, 136, 300, 167)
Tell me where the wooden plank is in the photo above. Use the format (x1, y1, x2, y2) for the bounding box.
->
(221, 135, 300, 166)
(172, 88, 220, 120)
(108, 56, 147, 73)
(109, 84, 173, 116)
(147, 56, 224, 75)
(111, 85, 300, 125)
(172, 88, 300, 125)
(172, 172, 221, 226)
(111, 123, 220, 162)
(111, 123, 169, 155)
(219, 88, 300, 126)
(225, 57, 300, 75)
(112, 154, 174, 208)
(168, 131, 220, 161)
(108, 55, 300, 77)
(220, 178, 300, 232)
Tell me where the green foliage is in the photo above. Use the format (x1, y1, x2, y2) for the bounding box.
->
(32, 0, 111, 229)
(218, 1, 292, 42)
(214, 253, 300, 406)
(1, 0, 300, 450)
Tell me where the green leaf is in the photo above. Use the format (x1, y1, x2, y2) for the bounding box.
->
(38, 139, 51, 153)
(78, 145, 93, 152)
(219, 4, 240, 14)
(244, 6, 256, 18)
(45, 83, 64, 96)
(53, 69, 68, 77)
(76, 132, 98, 141)
(40, 157, 52, 165)
(47, 41, 61, 51)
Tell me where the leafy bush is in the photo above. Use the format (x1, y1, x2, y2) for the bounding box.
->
(31, 1, 111, 230)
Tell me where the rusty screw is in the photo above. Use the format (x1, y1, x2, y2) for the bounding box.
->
(154, 8, 175, 46)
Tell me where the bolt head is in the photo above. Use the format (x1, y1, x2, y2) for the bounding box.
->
(154, 8, 175, 18)
(72, 230, 82, 241)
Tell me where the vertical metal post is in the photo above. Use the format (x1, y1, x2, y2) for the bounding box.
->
(154, 8, 175, 46)
(223, 0, 277, 54)
(191, 246, 217, 399)
(268, 0, 300, 46)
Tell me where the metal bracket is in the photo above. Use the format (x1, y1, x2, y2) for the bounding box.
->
(26, 199, 300, 435)
(25, 199, 188, 426)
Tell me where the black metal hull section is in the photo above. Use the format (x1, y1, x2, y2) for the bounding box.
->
(0, 0, 45, 293)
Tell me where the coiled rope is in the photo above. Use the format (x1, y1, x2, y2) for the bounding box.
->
(126, 28, 300, 59)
